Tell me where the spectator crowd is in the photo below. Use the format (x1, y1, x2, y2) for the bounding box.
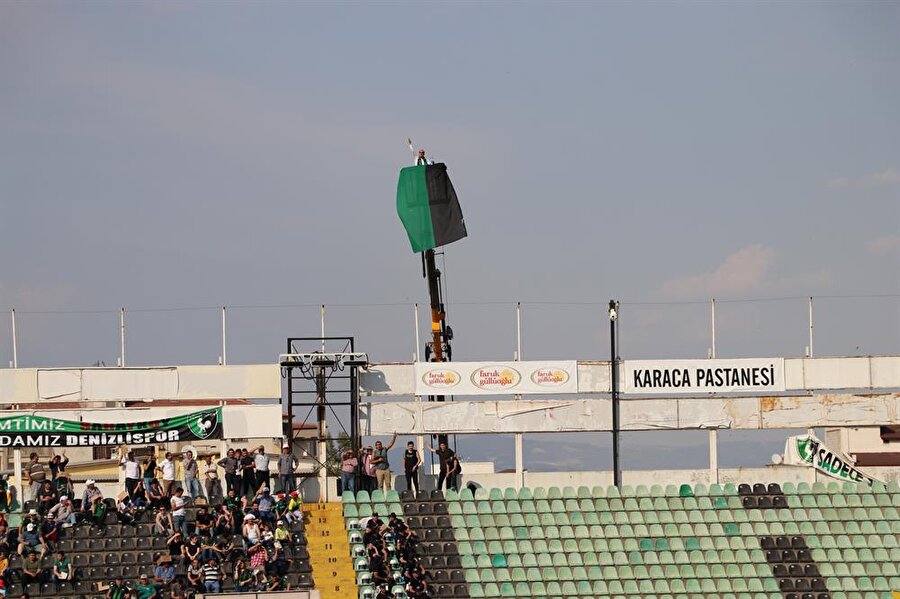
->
(2, 444, 305, 598)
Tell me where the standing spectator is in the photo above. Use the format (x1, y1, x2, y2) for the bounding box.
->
(0, 474, 9, 513)
(170, 488, 188, 537)
(24, 453, 47, 501)
(142, 454, 157, 497)
(403, 441, 422, 494)
(426, 441, 456, 491)
(446, 455, 462, 491)
(371, 433, 397, 492)
(253, 446, 270, 494)
(121, 451, 141, 499)
(48, 452, 68, 481)
(341, 450, 358, 495)
(52, 550, 73, 588)
(276, 445, 297, 494)
(182, 451, 201, 500)
(361, 446, 376, 492)
(202, 455, 222, 503)
(217, 449, 239, 496)
(134, 574, 157, 599)
(239, 449, 255, 498)
(202, 558, 223, 593)
(157, 452, 176, 497)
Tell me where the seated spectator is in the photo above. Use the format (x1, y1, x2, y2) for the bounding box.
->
(254, 488, 276, 523)
(116, 495, 140, 527)
(80, 480, 105, 526)
(247, 543, 269, 588)
(375, 584, 392, 599)
(265, 572, 289, 591)
(232, 559, 254, 593)
(154, 506, 174, 536)
(202, 558, 223, 593)
(52, 550, 74, 587)
(285, 490, 303, 523)
(242, 514, 261, 548)
(106, 575, 127, 599)
(185, 558, 204, 594)
(37, 481, 57, 515)
(21, 549, 45, 584)
(166, 531, 184, 561)
(17, 523, 46, 558)
(147, 480, 167, 510)
(134, 573, 157, 599)
(213, 505, 234, 537)
(274, 520, 291, 546)
(181, 533, 202, 565)
(152, 556, 175, 591)
(193, 506, 212, 538)
(46, 495, 76, 529)
(407, 569, 430, 599)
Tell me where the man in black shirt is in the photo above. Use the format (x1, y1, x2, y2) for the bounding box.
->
(426, 441, 455, 491)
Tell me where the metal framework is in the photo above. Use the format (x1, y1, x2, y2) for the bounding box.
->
(281, 337, 363, 481)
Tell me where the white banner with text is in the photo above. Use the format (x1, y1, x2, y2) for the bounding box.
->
(414, 361, 578, 396)
(623, 358, 785, 395)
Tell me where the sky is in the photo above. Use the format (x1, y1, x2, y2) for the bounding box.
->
(1, 2, 898, 472)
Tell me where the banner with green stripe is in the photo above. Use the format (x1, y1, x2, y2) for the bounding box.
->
(397, 163, 467, 253)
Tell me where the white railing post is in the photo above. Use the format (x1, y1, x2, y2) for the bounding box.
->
(221, 306, 227, 365)
(10, 308, 18, 368)
(119, 307, 126, 367)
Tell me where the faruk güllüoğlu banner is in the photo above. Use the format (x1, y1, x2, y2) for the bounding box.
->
(414, 361, 578, 396)
(0, 408, 223, 447)
(623, 358, 785, 395)
(783, 434, 881, 485)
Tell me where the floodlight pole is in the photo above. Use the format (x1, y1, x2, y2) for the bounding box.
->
(609, 299, 621, 488)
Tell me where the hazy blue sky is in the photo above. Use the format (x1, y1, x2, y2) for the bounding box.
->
(1, 2, 898, 470)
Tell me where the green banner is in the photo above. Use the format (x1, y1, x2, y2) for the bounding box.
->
(0, 408, 222, 447)
(794, 434, 878, 485)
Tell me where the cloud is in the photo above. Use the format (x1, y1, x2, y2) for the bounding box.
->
(662, 244, 775, 299)
(826, 167, 900, 189)
(868, 235, 900, 255)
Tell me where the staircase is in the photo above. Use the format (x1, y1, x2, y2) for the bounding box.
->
(304, 502, 358, 599)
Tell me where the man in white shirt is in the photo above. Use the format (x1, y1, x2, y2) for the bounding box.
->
(121, 451, 141, 499)
(157, 452, 176, 496)
(253, 446, 270, 495)
(170, 487, 188, 537)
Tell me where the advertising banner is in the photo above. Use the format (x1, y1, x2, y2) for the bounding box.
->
(783, 433, 881, 485)
(414, 361, 578, 396)
(623, 358, 785, 395)
(0, 408, 223, 448)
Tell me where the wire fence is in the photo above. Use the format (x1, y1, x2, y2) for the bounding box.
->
(1, 294, 898, 368)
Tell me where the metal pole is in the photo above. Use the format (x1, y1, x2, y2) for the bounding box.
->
(609, 300, 620, 488)
(414, 303, 421, 362)
(120, 307, 126, 368)
(710, 298, 716, 359)
(516, 302, 522, 361)
(708, 429, 719, 484)
(221, 306, 227, 366)
(10, 309, 18, 368)
(320, 305, 326, 352)
(808, 297, 814, 358)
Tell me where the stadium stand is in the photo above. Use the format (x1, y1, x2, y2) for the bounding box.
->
(342, 481, 900, 599)
(4, 493, 314, 598)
